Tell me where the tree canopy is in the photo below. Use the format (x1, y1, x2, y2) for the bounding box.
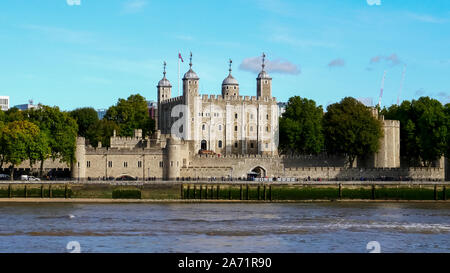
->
(323, 97, 383, 167)
(279, 96, 324, 154)
(382, 97, 448, 166)
(104, 94, 154, 138)
(0, 120, 40, 180)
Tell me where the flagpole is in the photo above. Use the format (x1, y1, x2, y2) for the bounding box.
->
(178, 53, 181, 97)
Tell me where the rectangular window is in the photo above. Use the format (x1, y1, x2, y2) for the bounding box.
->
(159, 161, 163, 168)
(124, 162, 128, 168)
(138, 161, 142, 168)
(86, 161, 91, 168)
(108, 161, 113, 168)
(235, 126, 238, 131)
(234, 142, 238, 148)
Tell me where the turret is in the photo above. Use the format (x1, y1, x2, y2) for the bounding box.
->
(157, 61, 172, 130)
(72, 137, 86, 180)
(182, 52, 199, 104)
(256, 53, 272, 98)
(164, 137, 181, 180)
(222, 59, 239, 97)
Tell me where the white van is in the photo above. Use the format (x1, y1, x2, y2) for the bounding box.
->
(20, 175, 41, 181)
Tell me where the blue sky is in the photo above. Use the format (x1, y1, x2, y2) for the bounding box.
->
(0, 0, 449, 111)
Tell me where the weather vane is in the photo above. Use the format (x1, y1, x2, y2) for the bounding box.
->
(262, 52, 266, 70)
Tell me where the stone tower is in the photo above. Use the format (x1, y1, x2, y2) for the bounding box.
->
(163, 137, 181, 180)
(182, 52, 200, 142)
(256, 53, 272, 98)
(222, 59, 239, 97)
(157, 61, 172, 131)
(72, 137, 86, 180)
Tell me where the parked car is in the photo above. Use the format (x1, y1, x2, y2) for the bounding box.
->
(115, 175, 138, 181)
(0, 174, 10, 180)
(20, 175, 41, 181)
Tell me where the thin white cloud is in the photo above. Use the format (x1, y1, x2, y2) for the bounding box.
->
(407, 12, 448, 24)
(123, 0, 147, 14)
(328, 58, 345, 68)
(239, 56, 300, 75)
(21, 24, 95, 45)
(271, 34, 336, 48)
(174, 34, 194, 41)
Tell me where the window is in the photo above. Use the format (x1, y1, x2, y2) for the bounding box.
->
(250, 143, 254, 148)
(124, 162, 128, 168)
(250, 114, 254, 119)
(234, 142, 238, 148)
(235, 113, 238, 119)
(266, 126, 269, 132)
(218, 124, 222, 131)
(159, 161, 163, 168)
(138, 161, 142, 168)
(86, 161, 91, 168)
(171, 161, 174, 167)
(250, 126, 253, 132)
(265, 143, 269, 148)
(234, 93, 236, 96)
(108, 161, 113, 168)
(234, 86, 236, 89)
(218, 140, 222, 148)
(267, 114, 269, 120)
(235, 126, 238, 131)
(202, 124, 205, 130)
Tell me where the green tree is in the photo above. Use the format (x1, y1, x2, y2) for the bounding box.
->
(104, 94, 154, 137)
(383, 97, 447, 166)
(69, 107, 99, 139)
(26, 106, 78, 169)
(86, 119, 120, 147)
(0, 120, 40, 180)
(445, 103, 450, 158)
(323, 97, 383, 167)
(279, 96, 324, 154)
(27, 130, 51, 178)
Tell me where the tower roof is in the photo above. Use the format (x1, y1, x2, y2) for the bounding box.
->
(183, 52, 199, 80)
(222, 59, 239, 85)
(257, 52, 271, 79)
(157, 61, 172, 87)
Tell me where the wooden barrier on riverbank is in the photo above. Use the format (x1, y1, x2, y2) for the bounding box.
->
(0, 182, 449, 201)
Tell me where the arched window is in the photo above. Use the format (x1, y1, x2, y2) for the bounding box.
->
(202, 124, 206, 130)
(235, 113, 238, 119)
(218, 124, 222, 131)
(218, 140, 222, 148)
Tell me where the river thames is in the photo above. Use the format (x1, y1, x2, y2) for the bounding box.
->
(0, 202, 449, 253)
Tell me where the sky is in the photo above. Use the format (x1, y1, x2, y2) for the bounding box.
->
(0, 0, 449, 111)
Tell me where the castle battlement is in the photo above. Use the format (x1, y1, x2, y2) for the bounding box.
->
(199, 94, 277, 104)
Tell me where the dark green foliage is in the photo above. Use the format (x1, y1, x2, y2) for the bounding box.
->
(342, 187, 372, 199)
(374, 187, 434, 200)
(112, 189, 142, 199)
(382, 97, 448, 166)
(323, 97, 383, 166)
(272, 186, 338, 200)
(86, 119, 120, 147)
(104, 94, 155, 138)
(69, 107, 99, 138)
(279, 96, 324, 154)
